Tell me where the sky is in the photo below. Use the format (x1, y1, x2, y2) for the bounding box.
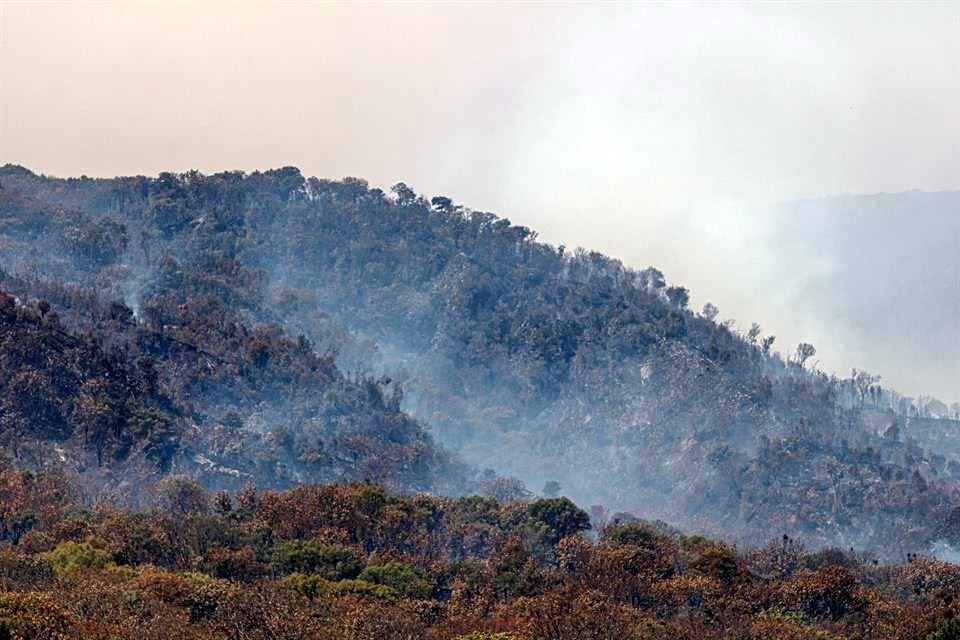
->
(0, 1, 957, 400)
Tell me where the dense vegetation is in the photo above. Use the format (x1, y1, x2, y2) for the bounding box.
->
(0, 164, 958, 560)
(0, 256, 463, 503)
(0, 475, 958, 639)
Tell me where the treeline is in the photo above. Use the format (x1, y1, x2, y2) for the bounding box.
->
(0, 476, 958, 639)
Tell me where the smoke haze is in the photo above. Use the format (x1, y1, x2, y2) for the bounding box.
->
(1, 1, 957, 399)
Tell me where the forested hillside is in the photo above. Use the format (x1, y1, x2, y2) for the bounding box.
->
(0, 276, 463, 502)
(0, 167, 465, 499)
(0, 164, 957, 558)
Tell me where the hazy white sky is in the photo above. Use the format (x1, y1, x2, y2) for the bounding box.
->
(1, 1, 957, 399)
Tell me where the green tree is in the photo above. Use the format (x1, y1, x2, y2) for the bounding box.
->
(358, 561, 432, 599)
(526, 497, 591, 546)
(270, 541, 363, 580)
(40, 541, 111, 576)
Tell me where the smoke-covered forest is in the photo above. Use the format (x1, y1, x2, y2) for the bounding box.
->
(0, 164, 959, 638)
